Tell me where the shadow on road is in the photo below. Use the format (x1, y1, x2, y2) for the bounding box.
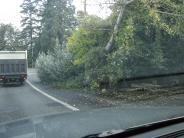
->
(0, 83, 24, 87)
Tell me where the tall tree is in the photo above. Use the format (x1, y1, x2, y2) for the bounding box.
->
(0, 24, 23, 51)
(39, 0, 76, 54)
(20, 0, 42, 67)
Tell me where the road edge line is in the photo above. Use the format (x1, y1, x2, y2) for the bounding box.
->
(26, 80, 79, 111)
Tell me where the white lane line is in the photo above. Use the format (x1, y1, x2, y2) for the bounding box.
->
(12, 133, 36, 138)
(28, 73, 37, 75)
(26, 80, 79, 111)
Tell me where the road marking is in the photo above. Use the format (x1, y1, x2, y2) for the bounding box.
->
(28, 73, 37, 75)
(12, 133, 36, 138)
(26, 80, 79, 111)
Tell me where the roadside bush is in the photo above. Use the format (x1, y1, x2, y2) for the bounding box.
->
(84, 47, 111, 89)
(63, 74, 85, 89)
(36, 47, 75, 84)
(36, 53, 54, 82)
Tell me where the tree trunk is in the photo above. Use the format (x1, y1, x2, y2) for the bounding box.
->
(84, 0, 87, 14)
(105, 0, 135, 52)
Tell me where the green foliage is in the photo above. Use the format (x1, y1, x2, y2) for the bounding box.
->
(67, 15, 110, 65)
(0, 24, 24, 51)
(67, 28, 97, 65)
(84, 47, 107, 85)
(20, 0, 76, 66)
(36, 47, 74, 82)
(20, 0, 41, 38)
(20, 0, 43, 67)
(36, 0, 184, 91)
(39, 0, 76, 54)
(61, 74, 84, 89)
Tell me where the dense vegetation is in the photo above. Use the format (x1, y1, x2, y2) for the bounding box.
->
(1, 0, 184, 90)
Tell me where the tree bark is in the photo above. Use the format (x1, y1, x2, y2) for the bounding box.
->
(105, 0, 135, 52)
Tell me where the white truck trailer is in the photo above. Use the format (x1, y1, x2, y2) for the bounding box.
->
(0, 51, 27, 85)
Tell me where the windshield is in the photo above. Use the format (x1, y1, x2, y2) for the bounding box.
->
(0, 0, 184, 137)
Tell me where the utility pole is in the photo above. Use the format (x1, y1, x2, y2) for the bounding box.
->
(84, 0, 87, 14)
(30, 20, 34, 68)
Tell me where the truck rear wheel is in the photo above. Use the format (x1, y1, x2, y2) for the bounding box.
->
(2, 82, 6, 87)
(20, 80, 24, 85)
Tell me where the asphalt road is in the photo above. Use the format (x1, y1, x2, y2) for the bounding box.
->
(0, 68, 184, 125)
(27, 69, 121, 110)
(0, 69, 115, 124)
(0, 82, 73, 123)
(0, 107, 184, 138)
(0, 69, 184, 138)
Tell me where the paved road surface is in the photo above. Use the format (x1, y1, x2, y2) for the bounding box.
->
(1, 68, 184, 125)
(27, 69, 121, 110)
(0, 82, 73, 123)
(0, 69, 114, 124)
(0, 107, 184, 138)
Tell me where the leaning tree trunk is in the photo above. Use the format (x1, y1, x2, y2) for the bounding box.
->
(105, 0, 135, 52)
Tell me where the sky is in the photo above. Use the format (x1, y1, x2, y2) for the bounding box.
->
(0, 0, 22, 28)
(0, 0, 111, 29)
